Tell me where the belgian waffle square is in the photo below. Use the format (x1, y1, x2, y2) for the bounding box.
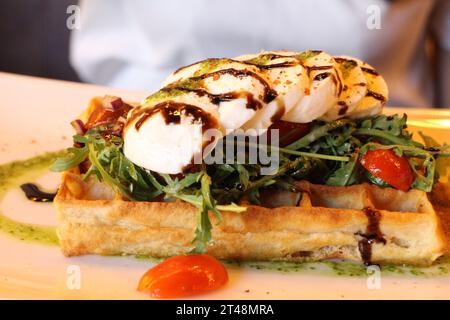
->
(55, 171, 445, 266)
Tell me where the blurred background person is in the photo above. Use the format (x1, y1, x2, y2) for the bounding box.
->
(0, 0, 449, 107)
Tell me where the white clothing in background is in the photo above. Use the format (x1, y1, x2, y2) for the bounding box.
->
(70, 0, 450, 107)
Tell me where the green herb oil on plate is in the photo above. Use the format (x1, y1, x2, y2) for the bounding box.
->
(0, 151, 63, 245)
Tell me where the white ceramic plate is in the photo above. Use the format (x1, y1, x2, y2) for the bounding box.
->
(1, 72, 449, 300)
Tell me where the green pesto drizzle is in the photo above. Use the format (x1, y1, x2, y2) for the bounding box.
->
(245, 54, 276, 66)
(132, 255, 450, 278)
(144, 87, 186, 104)
(0, 151, 65, 245)
(335, 58, 358, 79)
(193, 58, 231, 76)
(246, 50, 321, 66)
(145, 81, 205, 105)
(223, 257, 450, 277)
(292, 50, 321, 62)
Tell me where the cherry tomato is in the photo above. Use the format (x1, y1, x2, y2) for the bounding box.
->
(267, 120, 311, 147)
(360, 149, 415, 192)
(137, 254, 228, 299)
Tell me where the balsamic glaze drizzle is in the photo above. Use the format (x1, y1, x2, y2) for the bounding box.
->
(271, 100, 286, 122)
(313, 72, 331, 81)
(334, 57, 358, 67)
(190, 68, 277, 103)
(366, 90, 386, 102)
(20, 183, 57, 202)
(337, 101, 349, 115)
(357, 207, 386, 265)
(134, 101, 218, 131)
(250, 61, 298, 70)
(305, 65, 333, 76)
(162, 86, 263, 110)
(361, 67, 379, 76)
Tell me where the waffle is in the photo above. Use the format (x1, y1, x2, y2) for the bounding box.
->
(54, 171, 446, 266)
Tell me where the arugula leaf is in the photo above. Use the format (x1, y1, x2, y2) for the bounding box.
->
(49, 146, 88, 172)
(326, 154, 359, 186)
(192, 203, 212, 254)
(372, 114, 407, 136)
(201, 174, 221, 219)
(286, 119, 352, 150)
(160, 172, 202, 195)
(354, 128, 416, 146)
(409, 157, 435, 192)
(235, 164, 250, 190)
(419, 131, 450, 179)
(210, 164, 235, 184)
(365, 171, 390, 188)
(87, 143, 134, 199)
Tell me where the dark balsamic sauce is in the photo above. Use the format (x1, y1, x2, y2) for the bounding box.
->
(213, 91, 263, 110)
(366, 90, 386, 102)
(337, 101, 348, 115)
(331, 74, 343, 96)
(20, 183, 57, 202)
(357, 207, 386, 265)
(305, 65, 343, 96)
(334, 57, 358, 67)
(361, 67, 379, 76)
(305, 65, 333, 77)
(313, 72, 331, 81)
(191, 68, 278, 103)
(134, 101, 218, 131)
(254, 61, 298, 70)
(162, 86, 264, 111)
(270, 100, 286, 122)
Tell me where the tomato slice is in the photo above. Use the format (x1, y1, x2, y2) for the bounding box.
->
(360, 149, 414, 192)
(85, 97, 131, 129)
(137, 254, 228, 299)
(267, 120, 311, 147)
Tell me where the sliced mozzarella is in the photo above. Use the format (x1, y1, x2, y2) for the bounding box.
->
(346, 59, 388, 118)
(162, 58, 262, 87)
(124, 101, 221, 174)
(163, 59, 275, 133)
(281, 51, 342, 123)
(204, 69, 273, 131)
(235, 51, 309, 131)
(320, 56, 368, 121)
(143, 89, 220, 119)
